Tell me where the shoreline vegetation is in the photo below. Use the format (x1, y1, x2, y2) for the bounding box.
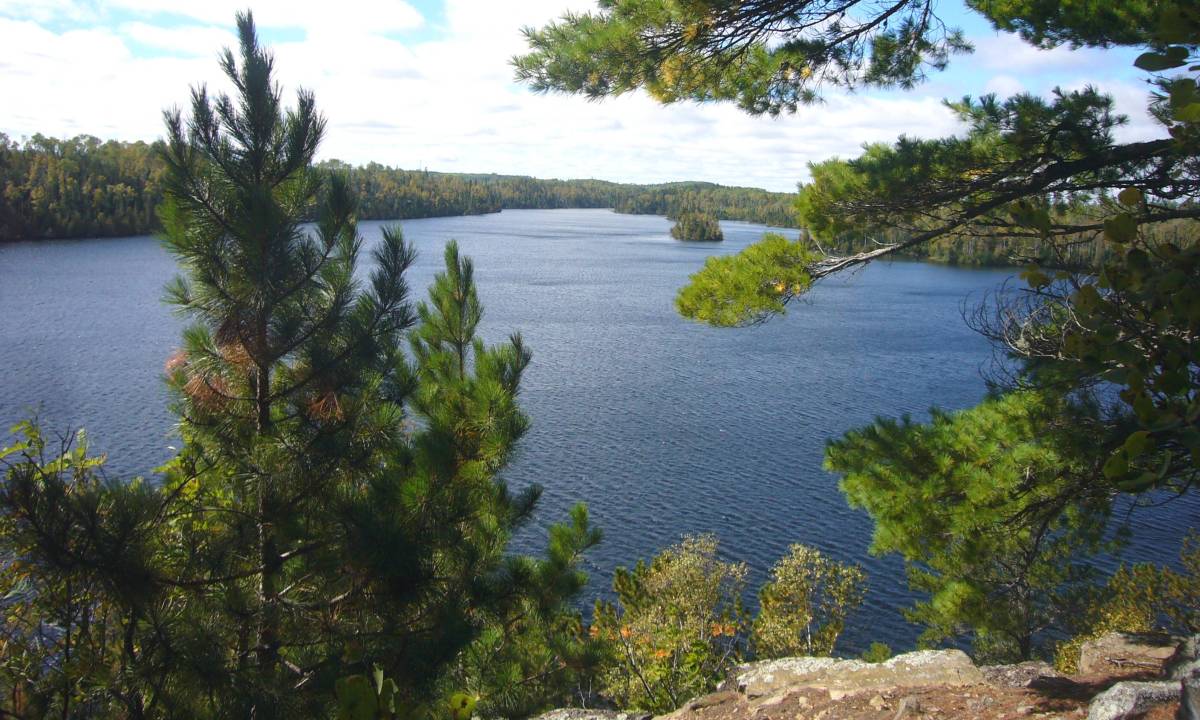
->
(3, 132, 1153, 273)
(0, 132, 799, 242)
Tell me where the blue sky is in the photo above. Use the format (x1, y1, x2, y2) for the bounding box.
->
(0, 0, 1162, 192)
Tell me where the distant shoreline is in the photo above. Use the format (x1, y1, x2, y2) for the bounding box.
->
(0, 132, 801, 242)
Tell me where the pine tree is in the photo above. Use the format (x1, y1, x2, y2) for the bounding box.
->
(828, 391, 1113, 661)
(1, 13, 597, 718)
(158, 13, 419, 713)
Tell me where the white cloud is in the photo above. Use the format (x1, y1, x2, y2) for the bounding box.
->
(984, 75, 1025, 97)
(0, 2, 1150, 193)
(973, 33, 1101, 74)
(0, 0, 94, 23)
(119, 21, 237, 56)
(107, 0, 424, 33)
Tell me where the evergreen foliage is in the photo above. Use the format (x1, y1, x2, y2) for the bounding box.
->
(0, 14, 597, 718)
(674, 233, 815, 327)
(828, 392, 1114, 662)
(438, 503, 605, 720)
(515, 0, 1194, 115)
(514, 0, 970, 116)
(669, 211, 723, 242)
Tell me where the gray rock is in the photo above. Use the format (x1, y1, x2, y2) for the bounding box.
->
(1079, 632, 1180, 677)
(981, 661, 1063, 688)
(733, 649, 983, 698)
(892, 696, 920, 720)
(1086, 680, 1179, 720)
(1169, 635, 1200, 679)
(533, 710, 649, 720)
(1182, 665, 1199, 720)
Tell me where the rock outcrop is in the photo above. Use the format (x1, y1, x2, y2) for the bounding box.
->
(1079, 632, 1181, 678)
(1170, 636, 1200, 720)
(1182, 665, 1200, 720)
(534, 711, 649, 720)
(980, 660, 1063, 688)
(536, 636, 1198, 720)
(1086, 680, 1180, 720)
(731, 649, 983, 698)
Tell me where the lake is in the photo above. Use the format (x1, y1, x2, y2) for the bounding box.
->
(1, 208, 1194, 652)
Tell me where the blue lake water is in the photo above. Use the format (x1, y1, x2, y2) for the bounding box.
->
(1, 208, 1194, 652)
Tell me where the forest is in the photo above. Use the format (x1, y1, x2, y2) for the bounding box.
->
(3, 132, 1161, 273)
(0, 133, 799, 241)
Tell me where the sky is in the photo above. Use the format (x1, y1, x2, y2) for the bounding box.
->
(0, 0, 1164, 192)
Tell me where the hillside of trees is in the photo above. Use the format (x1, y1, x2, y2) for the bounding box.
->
(0, 133, 799, 241)
(0, 134, 166, 240)
(808, 212, 1198, 271)
(5, 0, 1200, 715)
(615, 182, 798, 228)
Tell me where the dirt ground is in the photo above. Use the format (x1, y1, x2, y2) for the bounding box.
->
(662, 671, 1181, 720)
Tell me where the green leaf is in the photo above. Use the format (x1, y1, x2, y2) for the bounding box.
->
(1135, 52, 1185, 72)
(1174, 103, 1200, 123)
(336, 676, 378, 720)
(1102, 449, 1129, 479)
(379, 679, 398, 714)
(1122, 431, 1152, 459)
(1117, 472, 1159, 492)
(1103, 213, 1138, 243)
(1074, 284, 1102, 312)
(1020, 266, 1051, 289)
(1117, 187, 1143, 206)
(448, 693, 476, 720)
(1132, 393, 1156, 423)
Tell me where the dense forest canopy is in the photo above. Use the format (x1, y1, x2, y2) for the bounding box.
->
(617, 182, 797, 227)
(0, 132, 799, 241)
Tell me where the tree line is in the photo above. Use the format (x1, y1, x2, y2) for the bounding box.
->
(0, 134, 800, 242)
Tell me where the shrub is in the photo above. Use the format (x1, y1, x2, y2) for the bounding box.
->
(753, 544, 866, 659)
(592, 535, 748, 713)
(860, 642, 893, 664)
(1053, 534, 1199, 673)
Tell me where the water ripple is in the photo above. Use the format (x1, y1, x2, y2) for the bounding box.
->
(1, 209, 1195, 653)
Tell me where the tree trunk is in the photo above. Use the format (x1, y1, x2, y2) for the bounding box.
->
(254, 360, 280, 718)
